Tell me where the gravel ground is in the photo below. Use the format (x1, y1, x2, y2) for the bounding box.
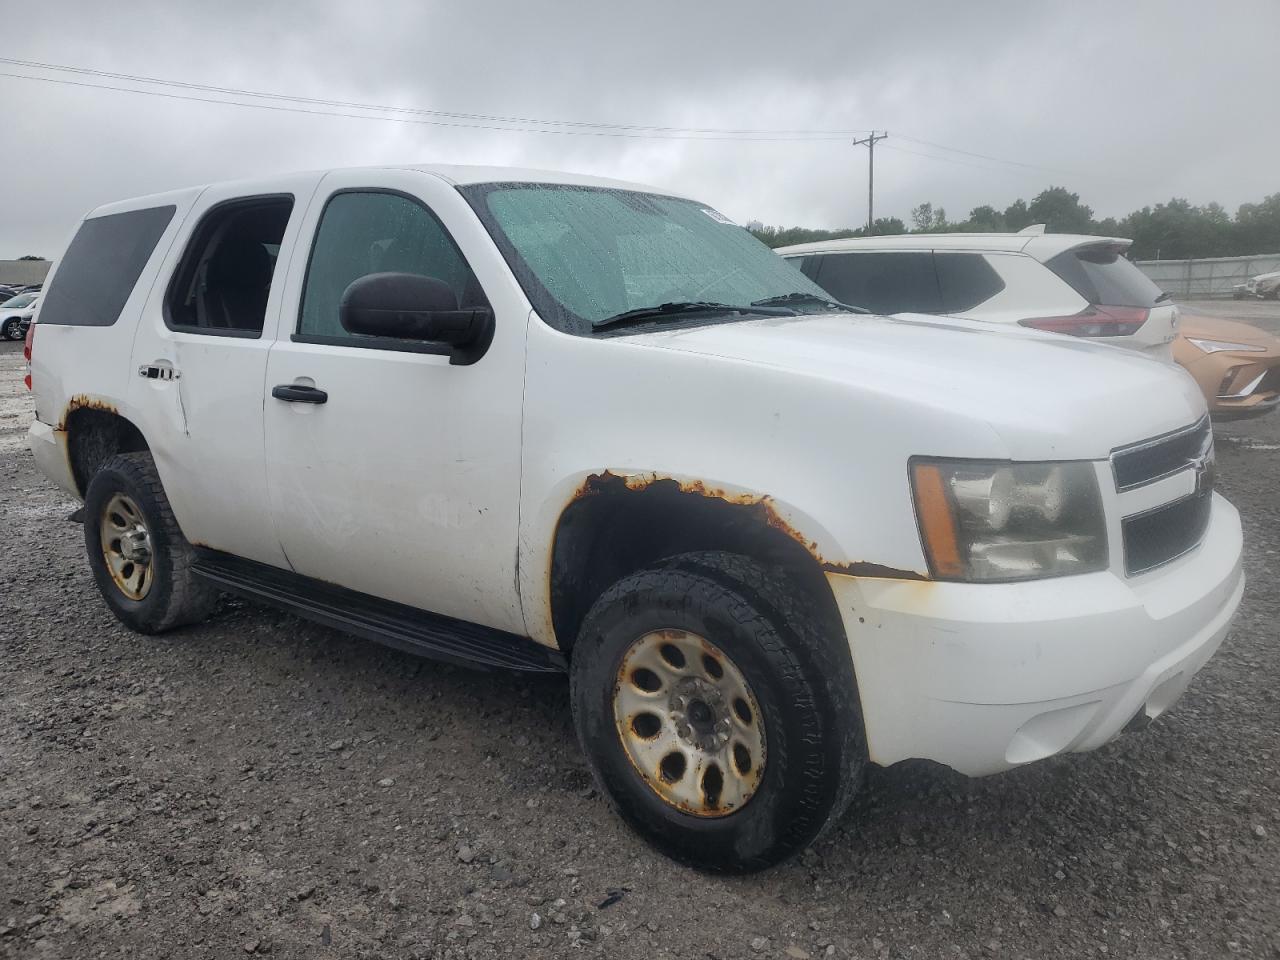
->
(1, 330, 1277, 960)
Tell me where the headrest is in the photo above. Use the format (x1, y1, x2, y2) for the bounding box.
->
(208, 237, 273, 290)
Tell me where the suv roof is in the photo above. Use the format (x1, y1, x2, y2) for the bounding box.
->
(778, 232, 1133, 263)
(84, 164, 687, 220)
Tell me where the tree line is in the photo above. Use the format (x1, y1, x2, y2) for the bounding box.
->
(749, 187, 1280, 261)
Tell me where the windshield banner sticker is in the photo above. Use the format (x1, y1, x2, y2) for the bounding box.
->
(701, 208, 736, 226)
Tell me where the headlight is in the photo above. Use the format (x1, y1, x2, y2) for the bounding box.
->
(1187, 338, 1266, 354)
(911, 459, 1108, 582)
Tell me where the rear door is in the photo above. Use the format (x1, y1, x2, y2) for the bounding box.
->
(127, 174, 321, 567)
(1042, 242, 1178, 359)
(261, 169, 528, 635)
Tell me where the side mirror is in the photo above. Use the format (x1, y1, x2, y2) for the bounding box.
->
(339, 272, 494, 366)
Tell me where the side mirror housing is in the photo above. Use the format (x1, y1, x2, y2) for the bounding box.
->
(339, 272, 494, 365)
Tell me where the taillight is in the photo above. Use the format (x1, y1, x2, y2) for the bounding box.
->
(1019, 305, 1150, 338)
(23, 324, 34, 390)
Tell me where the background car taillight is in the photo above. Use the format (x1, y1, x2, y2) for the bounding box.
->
(23, 324, 34, 390)
(1018, 305, 1150, 338)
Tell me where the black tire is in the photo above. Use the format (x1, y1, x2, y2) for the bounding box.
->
(1, 319, 17, 341)
(84, 452, 219, 634)
(570, 551, 866, 872)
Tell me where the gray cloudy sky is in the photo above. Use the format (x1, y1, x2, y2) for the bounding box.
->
(3, 0, 1278, 258)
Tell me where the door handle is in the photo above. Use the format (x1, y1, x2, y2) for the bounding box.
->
(138, 363, 180, 381)
(272, 384, 328, 404)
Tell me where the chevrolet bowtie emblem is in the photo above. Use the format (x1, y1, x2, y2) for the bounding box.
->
(1192, 451, 1217, 496)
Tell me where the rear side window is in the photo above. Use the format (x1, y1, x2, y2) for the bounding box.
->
(811, 251, 941, 314)
(39, 206, 175, 327)
(935, 253, 1006, 312)
(166, 196, 294, 337)
(784, 255, 822, 282)
(1045, 245, 1164, 307)
(298, 190, 485, 343)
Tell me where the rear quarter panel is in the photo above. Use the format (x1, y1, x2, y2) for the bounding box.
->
(30, 189, 204, 449)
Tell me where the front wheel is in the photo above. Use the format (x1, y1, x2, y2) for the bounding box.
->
(84, 452, 220, 634)
(1, 319, 18, 341)
(570, 552, 866, 872)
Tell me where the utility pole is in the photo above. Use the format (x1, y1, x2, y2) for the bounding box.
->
(851, 131, 888, 234)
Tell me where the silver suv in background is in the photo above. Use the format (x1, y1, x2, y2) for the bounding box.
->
(779, 228, 1178, 359)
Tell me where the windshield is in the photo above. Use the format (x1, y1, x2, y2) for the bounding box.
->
(460, 183, 834, 335)
(1, 293, 36, 309)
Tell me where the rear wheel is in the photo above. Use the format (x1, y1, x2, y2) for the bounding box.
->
(84, 452, 219, 633)
(570, 551, 865, 872)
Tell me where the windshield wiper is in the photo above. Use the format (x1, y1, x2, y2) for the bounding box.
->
(751, 292, 867, 314)
(591, 300, 795, 331)
(1154, 291, 1173, 303)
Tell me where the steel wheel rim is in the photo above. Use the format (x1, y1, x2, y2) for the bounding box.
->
(99, 492, 153, 601)
(613, 629, 766, 817)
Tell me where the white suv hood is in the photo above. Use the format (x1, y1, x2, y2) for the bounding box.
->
(629, 311, 1206, 461)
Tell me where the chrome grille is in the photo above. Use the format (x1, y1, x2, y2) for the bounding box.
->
(1112, 416, 1216, 575)
(1122, 492, 1213, 576)
(1111, 416, 1212, 491)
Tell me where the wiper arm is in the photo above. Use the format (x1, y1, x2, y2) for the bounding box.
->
(1154, 291, 1173, 303)
(591, 300, 795, 331)
(751, 292, 867, 314)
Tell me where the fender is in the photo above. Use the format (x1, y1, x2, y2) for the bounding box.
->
(523, 467, 927, 650)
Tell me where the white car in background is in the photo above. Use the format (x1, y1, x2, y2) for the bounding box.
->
(779, 228, 1179, 359)
(1236, 270, 1280, 300)
(1, 292, 40, 341)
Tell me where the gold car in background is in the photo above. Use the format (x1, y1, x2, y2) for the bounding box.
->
(1174, 313, 1280, 419)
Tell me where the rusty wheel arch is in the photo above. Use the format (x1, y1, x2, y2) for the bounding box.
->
(62, 402, 151, 498)
(549, 472, 854, 657)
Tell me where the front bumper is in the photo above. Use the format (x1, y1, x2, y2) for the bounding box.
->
(1179, 349, 1280, 419)
(828, 494, 1243, 777)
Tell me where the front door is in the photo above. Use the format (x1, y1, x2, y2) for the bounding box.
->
(262, 169, 528, 634)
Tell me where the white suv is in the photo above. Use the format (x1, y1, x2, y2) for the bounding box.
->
(779, 229, 1179, 359)
(27, 165, 1242, 872)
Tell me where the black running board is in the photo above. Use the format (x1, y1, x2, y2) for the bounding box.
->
(191, 550, 565, 674)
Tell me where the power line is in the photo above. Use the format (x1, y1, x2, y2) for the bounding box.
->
(0, 70, 865, 141)
(0, 55, 1086, 174)
(880, 142, 1034, 174)
(894, 133, 1079, 176)
(0, 56, 868, 140)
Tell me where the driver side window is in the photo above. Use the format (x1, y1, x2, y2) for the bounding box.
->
(298, 191, 487, 343)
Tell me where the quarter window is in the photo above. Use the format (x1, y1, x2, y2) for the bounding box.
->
(298, 191, 486, 342)
(935, 253, 1006, 312)
(40, 205, 176, 327)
